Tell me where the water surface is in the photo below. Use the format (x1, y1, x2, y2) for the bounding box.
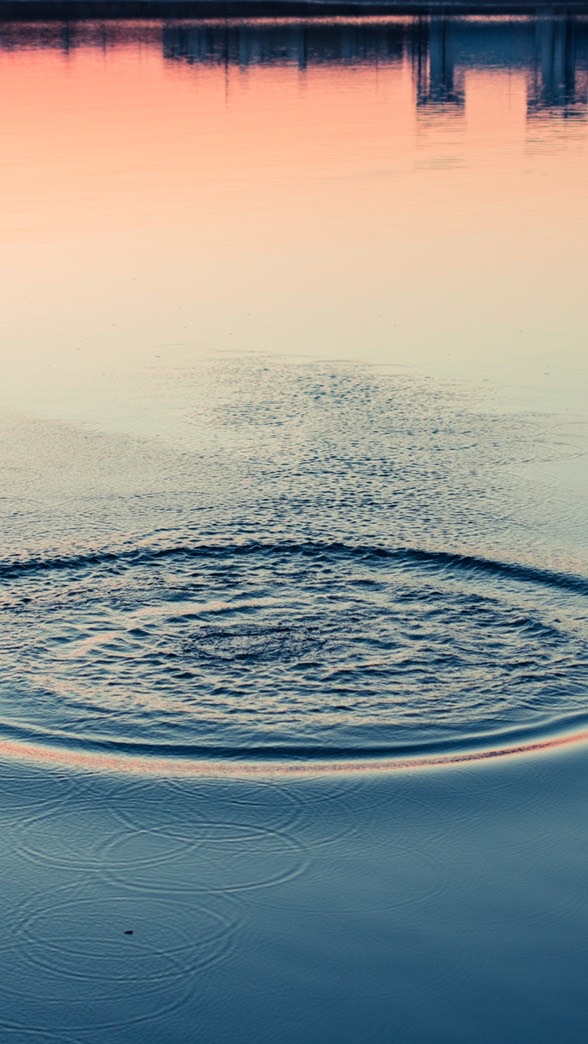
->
(0, 13, 588, 1044)
(0, 14, 586, 767)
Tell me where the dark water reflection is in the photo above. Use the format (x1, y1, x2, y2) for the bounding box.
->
(1, 13, 587, 119)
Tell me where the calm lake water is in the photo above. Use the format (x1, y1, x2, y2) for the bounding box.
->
(0, 11, 587, 1042)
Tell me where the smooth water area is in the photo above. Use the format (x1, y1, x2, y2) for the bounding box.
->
(0, 748, 587, 1043)
(0, 13, 587, 768)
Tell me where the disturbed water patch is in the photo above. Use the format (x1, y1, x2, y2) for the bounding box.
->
(0, 540, 586, 770)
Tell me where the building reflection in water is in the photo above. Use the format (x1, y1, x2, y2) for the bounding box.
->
(160, 20, 406, 70)
(529, 16, 588, 118)
(412, 17, 465, 111)
(0, 13, 586, 120)
(163, 15, 588, 123)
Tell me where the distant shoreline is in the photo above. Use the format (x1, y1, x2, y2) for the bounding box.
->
(1, 0, 588, 22)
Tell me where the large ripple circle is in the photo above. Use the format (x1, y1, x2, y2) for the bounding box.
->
(0, 541, 586, 765)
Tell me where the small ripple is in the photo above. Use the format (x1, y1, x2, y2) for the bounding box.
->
(3, 883, 239, 1030)
(106, 821, 308, 895)
(0, 1031, 79, 1043)
(14, 803, 150, 872)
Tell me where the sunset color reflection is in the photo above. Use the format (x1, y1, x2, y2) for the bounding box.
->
(0, 16, 586, 424)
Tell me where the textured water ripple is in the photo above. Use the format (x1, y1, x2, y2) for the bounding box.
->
(0, 539, 585, 766)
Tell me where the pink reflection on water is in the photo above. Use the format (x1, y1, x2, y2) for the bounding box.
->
(0, 728, 586, 778)
(0, 17, 586, 407)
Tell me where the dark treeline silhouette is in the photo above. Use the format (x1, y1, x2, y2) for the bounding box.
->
(161, 20, 407, 67)
(0, 12, 587, 116)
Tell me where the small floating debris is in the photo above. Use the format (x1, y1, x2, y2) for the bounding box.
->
(124, 929, 134, 936)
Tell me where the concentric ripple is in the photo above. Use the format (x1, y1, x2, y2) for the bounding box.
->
(2, 882, 237, 1031)
(0, 540, 586, 768)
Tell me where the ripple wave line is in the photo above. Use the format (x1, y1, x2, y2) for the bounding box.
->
(1, 541, 586, 595)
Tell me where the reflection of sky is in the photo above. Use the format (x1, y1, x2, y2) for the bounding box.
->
(2, 15, 588, 116)
(0, 16, 586, 422)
